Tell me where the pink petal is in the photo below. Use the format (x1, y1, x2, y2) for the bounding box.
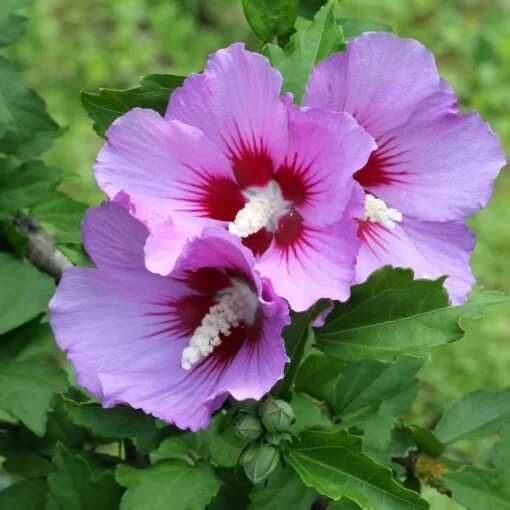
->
(166, 43, 288, 188)
(356, 218, 475, 304)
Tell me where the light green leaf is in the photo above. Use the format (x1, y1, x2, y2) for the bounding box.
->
(82, 74, 184, 137)
(0, 478, 47, 510)
(242, 0, 298, 42)
(266, 0, 343, 102)
(434, 388, 510, 445)
(329, 500, 362, 510)
(290, 392, 332, 434)
(248, 466, 317, 510)
(0, 253, 54, 334)
(287, 428, 428, 510)
(31, 192, 87, 244)
(117, 460, 221, 510)
(337, 17, 393, 40)
(493, 423, 510, 471)
(0, 160, 63, 218)
(0, 323, 68, 435)
(316, 267, 508, 361)
(64, 400, 160, 453)
(207, 412, 249, 467)
(48, 444, 122, 510)
(443, 466, 510, 510)
(0, 0, 31, 47)
(0, 57, 60, 158)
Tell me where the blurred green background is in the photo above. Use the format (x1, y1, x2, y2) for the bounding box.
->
(8, 1, 509, 507)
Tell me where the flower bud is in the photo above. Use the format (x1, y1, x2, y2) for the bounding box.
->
(241, 444, 280, 484)
(235, 414, 263, 441)
(259, 397, 295, 433)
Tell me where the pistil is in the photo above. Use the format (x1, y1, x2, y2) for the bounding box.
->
(363, 193, 402, 229)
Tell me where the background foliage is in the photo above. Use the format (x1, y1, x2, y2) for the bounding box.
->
(1, 1, 509, 509)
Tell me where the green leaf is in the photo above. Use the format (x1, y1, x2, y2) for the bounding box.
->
(82, 74, 184, 137)
(0, 57, 60, 158)
(294, 352, 342, 403)
(248, 466, 317, 510)
(0, 160, 63, 218)
(290, 392, 332, 434)
(0, 479, 47, 510)
(64, 400, 161, 453)
(443, 466, 510, 510)
(337, 17, 393, 40)
(0, 0, 31, 47)
(48, 444, 122, 510)
(266, 0, 343, 102)
(493, 423, 510, 471)
(154, 431, 208, 465)
(31, 192, 87, 244)
(208, 468, 251, 510)
(329, 500, 362, 510)
(287, 428, 428, 510)
(0, 323, 68, 435)
(207, 412, 249, 467)
(407, 426, 445, 458)
(117, 460, 221, 510)
(0, 253, 54, 334)
(434, 388, 510, 445)
(242, 0, 298, 42)
(316, 267, 508, 361)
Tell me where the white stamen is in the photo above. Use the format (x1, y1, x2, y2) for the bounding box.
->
(229, 181, 289, 237)
(181, 279, 258, 370)
(363, 193, 402, 229)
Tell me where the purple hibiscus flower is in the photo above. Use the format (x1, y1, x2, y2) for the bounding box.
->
(94, 43, 376, 311)
(49, 202, 289, 430)
(305, 32, 506, 304)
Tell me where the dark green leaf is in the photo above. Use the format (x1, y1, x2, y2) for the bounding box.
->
(316, 267, 508, 361)
(0, 479, 47, 510)
(0, 57, 60, 158)
(266, 0, 343, 102)
(242, 0, 298, 42)
(337, 17, 393, 40)
(299, 0, 328, 19)
(31, 192, 87, 244)
(434, 388, 510, 445)
(248, 466, 317, 510)
(117, 460, 221, 510)
(287, 428, 428, 510)
(0, 160, 63, 218)
(408, 426, 445, 458)
(153, 431, 208, 465)
(64, 400, 161, 453)
(0, 323, 68, 435)
(290, 392, 332, 434)
(0, 0, 31, 47)
(82, 74, 184, 136)
(47, 444, 122, 510)
(0, 253, 54, 334)
(443, 466, 510, 510)
(208, 468, 251, 510)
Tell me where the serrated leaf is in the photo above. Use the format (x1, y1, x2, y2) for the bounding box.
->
(242, 0, 298, 42)
(0, 253, 54, 334)
(0, 478, 47, 510)
(266, 0, 343, 102)
(337, 17, 393, 40)
(290, 393, 332, 434)
(64, 400, 161, 453)
(434, 388, 510, 445)
(316, 267, 508, 361)
(0, 0, 31, 47)
(117, 460, 221, 510)
(0, 323, 68, 435)
(287, 428, 428, 510)
(48, 444, 122, 510)
(0, 160, 63, 218)
(0, 57, 60, 158)
(248, 466, 317, 510)
(82, 74, 183, 137)
(443, 466, 510, 510)
(31, 192, 87, 244)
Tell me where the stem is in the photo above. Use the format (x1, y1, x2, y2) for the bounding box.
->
(14, 213, 72, 280)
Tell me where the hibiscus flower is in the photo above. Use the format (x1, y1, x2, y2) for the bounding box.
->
(305, 32, 506, 304)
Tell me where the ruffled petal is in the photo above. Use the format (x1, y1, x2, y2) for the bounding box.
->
(356, 111, 506, 221)
(276, 106, 376, 226)
(356, 218, 475, 304)
(304, 32, 450, 138)
(256, 216, 361, 312)
(166, 43, 288, 188)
